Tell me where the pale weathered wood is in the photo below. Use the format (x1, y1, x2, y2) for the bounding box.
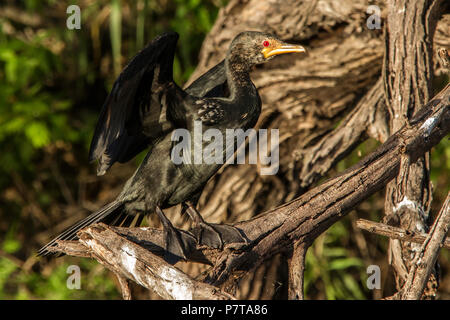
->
(76, 224, 235, 300)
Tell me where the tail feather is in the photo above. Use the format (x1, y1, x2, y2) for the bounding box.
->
(38, 201, 140, 257)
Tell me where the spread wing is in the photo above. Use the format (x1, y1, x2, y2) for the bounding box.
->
(89, 32, 184, 175)
(185, 60, 228, 98)
(89, 32, 229, 176)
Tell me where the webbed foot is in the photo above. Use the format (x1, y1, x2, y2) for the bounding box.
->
(156, 206, 191, 264)
(183, 202, 247, 249)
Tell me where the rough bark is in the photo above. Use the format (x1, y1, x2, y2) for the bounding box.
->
(76, 224, 235, 300)
(400, 193, 450, 300)
(382, 0, 443, 298)
(51, 83, 450, 299)
(287, 241, 309, 300)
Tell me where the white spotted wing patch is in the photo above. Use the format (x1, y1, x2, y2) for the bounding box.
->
(196, 99, 225, 125)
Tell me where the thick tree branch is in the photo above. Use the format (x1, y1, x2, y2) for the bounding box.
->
(66, 224, 235, 300)
(51, 83, 449, 295)
(203, 84, 449, 287)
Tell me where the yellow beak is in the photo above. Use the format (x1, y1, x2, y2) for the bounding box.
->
(262, 42, 306, 59)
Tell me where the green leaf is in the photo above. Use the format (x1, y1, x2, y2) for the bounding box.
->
(329, 257, 364, 270)
(323, 247, 348, 257)
(342, 274, 366, 299)
(110, 0, 122, 77)
(25, 121, 50, 148)
(2, 238, 21, 254)
(2, 117, 26, 135)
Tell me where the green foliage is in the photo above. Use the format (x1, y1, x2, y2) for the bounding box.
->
(0, 32, 82, 180)
(2, 224, 21, 254)
(0, 255, 120, 299)
(0, 223, 119, 299)
(170, 0, 223, 83)
(430, 137, 450, 193)
(110, 0, 122, 77)
(304, 220, 368, 300)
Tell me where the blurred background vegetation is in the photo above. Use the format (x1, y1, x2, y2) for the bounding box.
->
(0, 0, 448, 300)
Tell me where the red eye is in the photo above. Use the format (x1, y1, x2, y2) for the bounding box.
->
(263, 40, 270, 47)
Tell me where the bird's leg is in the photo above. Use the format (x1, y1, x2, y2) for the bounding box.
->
(155, 206, 190, 264)
(183, 201, 248, 249)
(183, 202, 223, 248)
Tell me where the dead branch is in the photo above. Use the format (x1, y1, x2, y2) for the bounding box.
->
(389, 193, 450, 299)
(438, 48, 450, 71)
(356, 219, 450, 250)
(62, 224, 235, 300)
(116, 275, 132, 300)
(51, 83, 449, 298)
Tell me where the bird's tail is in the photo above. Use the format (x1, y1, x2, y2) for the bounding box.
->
(38, 200, 143, 257)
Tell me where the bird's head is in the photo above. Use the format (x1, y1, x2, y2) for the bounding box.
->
(227, 31, 306, 69)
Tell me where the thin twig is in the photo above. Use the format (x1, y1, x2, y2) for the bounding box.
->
(355, 219, 450, 250)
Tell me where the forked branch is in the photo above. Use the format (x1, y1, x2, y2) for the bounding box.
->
(49, 83, 450, 299)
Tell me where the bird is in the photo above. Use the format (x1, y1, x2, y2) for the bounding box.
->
(38, 31, 306, 260)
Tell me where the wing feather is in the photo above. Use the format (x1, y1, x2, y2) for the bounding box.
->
(88, 33, 230, 176)
(88, 32, 181, 175)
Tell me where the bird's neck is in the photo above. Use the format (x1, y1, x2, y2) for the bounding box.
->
(225, 52, 254, 100)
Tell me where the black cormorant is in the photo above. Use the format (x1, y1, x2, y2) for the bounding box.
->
(38, 31, 306, 259)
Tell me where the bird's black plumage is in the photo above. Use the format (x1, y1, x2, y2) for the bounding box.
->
(38, 31, 305, 257)
(88, 32, 181, 175)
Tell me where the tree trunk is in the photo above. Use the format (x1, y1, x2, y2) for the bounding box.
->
(383, 0, 443, 298)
